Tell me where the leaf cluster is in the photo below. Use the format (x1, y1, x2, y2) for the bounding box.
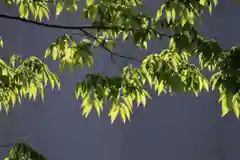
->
(44, 35, 94, 72)
(4, 143, 47, 160)
(0, 55, 59, 113)
(2, 0, 240, 158)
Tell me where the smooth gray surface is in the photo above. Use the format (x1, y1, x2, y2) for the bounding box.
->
(0, 1, 240, 160)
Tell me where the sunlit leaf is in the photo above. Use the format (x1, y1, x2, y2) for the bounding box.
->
(199, 0, 206, 6)
(56, 1, 64, 16)
(0, 36, 3, 48)
(86, 0, 94, 7)
(5, 143, 47, 160)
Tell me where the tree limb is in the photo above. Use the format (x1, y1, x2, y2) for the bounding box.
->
(0, 13, 143, 62)
(0, 14, 171, 37)
(0, 14, 109, 30)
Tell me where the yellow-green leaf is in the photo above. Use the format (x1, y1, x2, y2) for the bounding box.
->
(221, 97, 230, 117)
(119, 107, 126, 123)
(0, 36, 3, 48)
(56, 1, 64, 16)
(166, 9, 171, 23)
(208, 2, 212, 14)
(199, 0, 206, 6)
(109, 103, 119, 124)
(122, 103, 131, 121)
(155, 4, 165, 21)
(86, 0, 94, 7)
(171, 8, 176, 22)
(233, 100, 240, 119)
(202, 77, 209, 92)
(213, 0, 219, 6)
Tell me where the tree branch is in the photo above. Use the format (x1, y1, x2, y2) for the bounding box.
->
(0, 14, 108, 30)
(79, 29, 142, 62)
(0, 13, 142, 62)
(0, 13, 171, 62)
(0, 14, 171, 37)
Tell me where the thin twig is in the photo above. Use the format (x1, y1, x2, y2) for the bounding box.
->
(103, 59, 112, 74)
(70, 31, 131, 70)
(80, 29, 133, 70)
(111, 56, 123, 73)
(79, 28, 142, 62)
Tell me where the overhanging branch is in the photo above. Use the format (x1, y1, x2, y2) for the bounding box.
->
(0, 13, 143, 62)
(0, 14, 171, 37)
(0, 14, 109, 30)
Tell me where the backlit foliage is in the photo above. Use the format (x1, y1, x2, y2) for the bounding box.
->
(4, 143, 47, 160)
(44, 35, 94, 71)
(1, 0, 240, 158)
(0, 55, 60, 113)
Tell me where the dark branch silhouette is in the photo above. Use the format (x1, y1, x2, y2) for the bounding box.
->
(0, 13, 144, 62)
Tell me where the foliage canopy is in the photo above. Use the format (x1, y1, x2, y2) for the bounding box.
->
(1, 0, 240, 159)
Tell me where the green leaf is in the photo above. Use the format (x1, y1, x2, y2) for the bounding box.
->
(0, 36, 3, 48)
(122, 32, 129, 41)
(11, 93, 16, 106)
(52, 45, 58, 60)
(233, 100, 240, 119)
(210, 72, 222, 90)
(39, 10, 43, 21)
(94, 95, 103, 118)
(19, 2, 25, 17)
(171, 9, 176, 22)
(86, 0, 94, 7)
(106, 40, 115, 51)
(109, 102, 120, 124)
(157, 80, 164, 96)
(81, 94, 93, 118)
(220, 91, 233, 117)
(44, 47, 51, 58)
(166, 9, 171, 23)
(90, 5, 98, 21)
(213, 0, 219, 6)
(119, 107, 126, 123)
(122, 96, 132, 109)
(46, 72, 55, 90)
(199, 0, 206, 6)
(42, 7, 50, 20)
(202, 77, 209, 92)
(208, 2, 212, 14)
(221, 96, 230, 117)
(141, 94, 146, 107)
(122, 103, 131, 121)
(56, 1, 64, 16)
(136, 91, 141, 106)
(155, 4, 165, 21)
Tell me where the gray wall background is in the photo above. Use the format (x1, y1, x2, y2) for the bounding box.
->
(0, 1, 240, 160)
